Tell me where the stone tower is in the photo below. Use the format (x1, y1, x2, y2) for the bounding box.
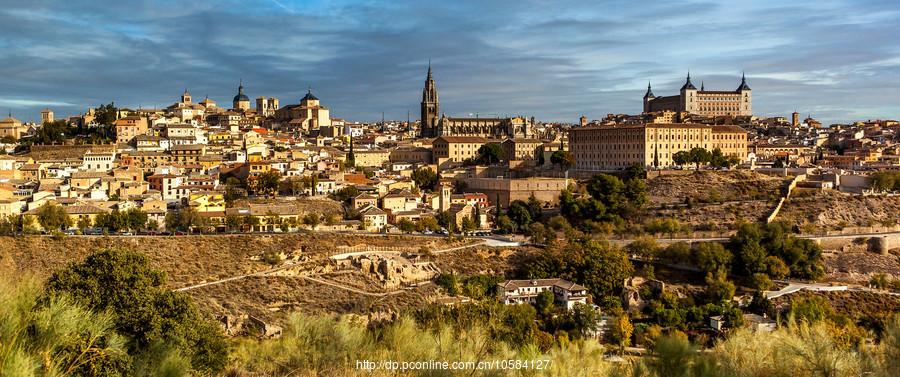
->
(642, 82, 655, 113)
(40, 108, 54, 124)
(420, 61, 439, 138)
(679, 72, 698, 113)
(736, 72, 752, 116)
(439, 184, 452, 212)
(181, 89, 192, 105)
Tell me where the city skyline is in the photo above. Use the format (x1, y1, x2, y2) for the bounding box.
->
(2, 0, 899, 124)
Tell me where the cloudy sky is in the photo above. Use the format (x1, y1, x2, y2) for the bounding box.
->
(1, 0, 899, 124)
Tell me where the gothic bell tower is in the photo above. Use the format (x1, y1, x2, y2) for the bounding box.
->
(420, 61, 440, 138)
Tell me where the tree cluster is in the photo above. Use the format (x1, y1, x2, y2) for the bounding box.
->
(93, 208, 150, 232)
(520, 239, 634, 299)
(559, 172, 647, 228)
(673, 147, 740, 169)
(871, 171, 900, 192)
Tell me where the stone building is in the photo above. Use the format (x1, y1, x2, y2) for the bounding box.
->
(418, 64, 532, 139)
(569, 123, 748, 170)
(643, 73, 752, 118)
(114, 116, 149, 144)
(462, 177, 570, 208)
(274, 89, 331, 131)
(500, 138, 543, 163)
(0, 114, 28, 140)
(435, 116, 533, 139)
(432, 136, 487, 165)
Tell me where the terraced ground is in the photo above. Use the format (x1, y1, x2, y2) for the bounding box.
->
(777, 190, 900, 232)
(645, 170, 788, 231)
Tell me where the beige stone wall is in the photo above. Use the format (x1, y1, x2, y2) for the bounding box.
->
(353, 150, 390, 168)
(463, 177, 569, 208)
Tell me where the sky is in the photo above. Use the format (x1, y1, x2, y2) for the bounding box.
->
(1, 0, 899, 125)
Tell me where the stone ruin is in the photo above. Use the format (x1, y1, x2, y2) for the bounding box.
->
(218, 314, 283, 338)
(621, 276, 666, 313)
(337, 254, 440, 289)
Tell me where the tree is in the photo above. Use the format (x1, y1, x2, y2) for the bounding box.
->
(586, 174, 626, 212)
(76, 216, 93, 231)
(550, 150, 575, 169)
(36, 203, 72, 231)
(506, 200, 533, 231)
(251, 171, 282, 197)
(610, 314, 633, 348)
(225, 214, 242, 231)
(224, 176, 246, 203)
(645, 218, 682, 238)
(704, 270, 736, 304)
(535, 290, 555, 316)
(123, 208, 147, 231)
(693, 242, 732, 274)
(625, 236, 659, 260)
(397, 218, 416, 233)
(476, 143, 504, 164)
(329, 186, 359, 204)
(688, 147, 712, 170)
(672, 151, 690, 167)
(871, 171, 900, 192)
(522, 239, 633, 298)
(411, 167, 439, 191)
(45, 248, 228, 374)
(419, 216, 440, 232)
(302, 213, 320, 228)
(243, 215, 260, 232)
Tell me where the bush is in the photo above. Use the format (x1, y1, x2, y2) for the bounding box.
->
(45, 248, 229, 374)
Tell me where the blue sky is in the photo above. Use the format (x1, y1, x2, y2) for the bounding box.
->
(1, 0, 899, 124)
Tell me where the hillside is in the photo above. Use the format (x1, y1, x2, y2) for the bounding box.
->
(0, 234, 506, 325)
(645, 171, 788, 231)
(777, 190, 900, 231)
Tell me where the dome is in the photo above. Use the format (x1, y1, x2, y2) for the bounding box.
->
(233, 82, 249, 103)
(302, 89, 319, 102)
(233, 92, 249, 102)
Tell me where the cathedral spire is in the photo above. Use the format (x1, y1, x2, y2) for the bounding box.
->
(701, 81, 705, 91)
(420, 62, 439, 138)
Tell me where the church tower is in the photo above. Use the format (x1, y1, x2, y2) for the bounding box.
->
(181, 89, 192, 105)
(420, 62, 439, 138)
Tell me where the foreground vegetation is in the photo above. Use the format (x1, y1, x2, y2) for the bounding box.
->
(229, 311, 900, 377)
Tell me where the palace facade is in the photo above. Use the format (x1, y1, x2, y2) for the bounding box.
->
(643, 73, 752, 118)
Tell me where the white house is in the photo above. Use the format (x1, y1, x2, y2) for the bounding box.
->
(497, 278, 590, 310)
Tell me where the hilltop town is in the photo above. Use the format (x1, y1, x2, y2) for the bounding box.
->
(3, 69, 900, 376)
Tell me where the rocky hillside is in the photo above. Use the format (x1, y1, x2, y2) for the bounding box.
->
(777, 191, 900, 231)
(647, 170, 788, 205)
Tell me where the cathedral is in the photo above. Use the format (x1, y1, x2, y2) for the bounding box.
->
(419, 64, 532, 139)
(643, 73, 752, 118)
